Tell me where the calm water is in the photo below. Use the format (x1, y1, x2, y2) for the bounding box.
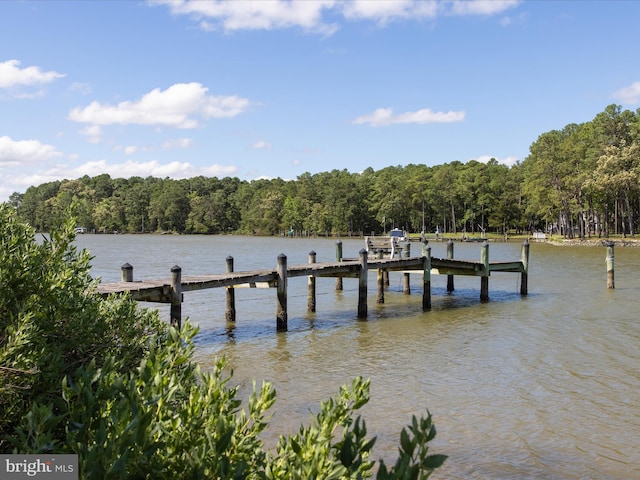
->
(75, 234, 640, 479)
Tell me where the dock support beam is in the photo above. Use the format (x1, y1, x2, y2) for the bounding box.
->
(358, 249, 368, 318)
(225, 256, 236, 322)
(606, 242, 615, 289)
(480, 242, 489, 302)
(423, 243, 431, 310)
(170, 265, 182, 329)
(308, 251, 316, 312)
(447, 240, 455, 292)
(276, 253, 288, 331)
(335, 240, 343, 291)
(520, 240, 529, 295)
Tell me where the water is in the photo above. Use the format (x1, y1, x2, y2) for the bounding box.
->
(75, 234, 640, 479)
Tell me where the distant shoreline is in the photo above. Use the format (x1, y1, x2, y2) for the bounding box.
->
(548, 238, 640, 247)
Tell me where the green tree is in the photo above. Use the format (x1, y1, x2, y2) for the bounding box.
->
(148, 179, 190, 232)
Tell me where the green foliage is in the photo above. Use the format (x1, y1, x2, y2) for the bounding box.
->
(266, 377, 375, 479)
(377, 414, 447, 480)
(0, 204, 161, 444)
(1, 205, 446, 478)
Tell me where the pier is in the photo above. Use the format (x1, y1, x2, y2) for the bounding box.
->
(97, 240, 530, 331)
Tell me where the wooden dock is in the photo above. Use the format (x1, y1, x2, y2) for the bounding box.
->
(97, 240, 530, 331)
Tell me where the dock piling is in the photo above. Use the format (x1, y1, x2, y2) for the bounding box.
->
(225, 256, 236, 322)
(121, 263, 133, 282)
(423, 243, 431, 310)
(170, 265, 182, 329)
(480, 242, 489, 302)
(276, 254, 288, 331)
(606, 242, 615, 289)
(403, 242, 411, 294)
(377, 249, 384, 304)
(308, 251, 316, 312)
(520, 240, 529, 295)
(335, 240, 343, 291)
(358, 249, 368, 318)
(447, 240, 455, 292)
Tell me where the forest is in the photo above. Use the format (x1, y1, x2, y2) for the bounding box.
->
(8, 104, 640, 239)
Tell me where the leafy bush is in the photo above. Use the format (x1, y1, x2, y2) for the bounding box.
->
(0, 204, 446, 478)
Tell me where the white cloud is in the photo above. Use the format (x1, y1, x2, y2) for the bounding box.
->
(1, 158, 240, 200)
(68, 82, 251, 129)
(612, 81, 640, 105)
(252, 140, 272, 150)
(342, 0, 439, 23)
(0, 136, 63, 167)
(161, 138, 193, 150)
(70, 159, 238, 179)
(0, 59, 65, 88)
(151, 0, 338, 34)
(475, 154, 519, 167)
(80, 125, 103, 144)
(151, 0, 520, 32)
(448, 0, 521, 16)
(123, 145, 141, 155)
(353, 107, 465, 127)
(122, 138, 193, 155)
(69, 82, 92, 95)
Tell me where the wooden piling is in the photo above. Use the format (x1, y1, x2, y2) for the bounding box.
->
(121, 263, 133, 282)
(447, 239, 454, 292)
(225, 256, 236, 322)
(335, 240, 343, 291)
(376, 249, 384, 304)
(520, 240, 529, 295)
(403, 242, 411, 294)
(480, 242, 489, 301)
(606, 242, 615, 289)
(308, 251, 316, 312)
(276, 253, 288, 331)
(423, 243, 432, 310)
(358, 249, 368, 318)
(170, 265, 182, 329)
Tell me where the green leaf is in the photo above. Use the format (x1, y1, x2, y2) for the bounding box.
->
(423, 454, 448, 469)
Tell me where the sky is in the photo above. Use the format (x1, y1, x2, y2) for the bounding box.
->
(1, 0, 640, 202)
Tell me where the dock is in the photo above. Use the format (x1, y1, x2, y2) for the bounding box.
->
(97, 240, 530, 331)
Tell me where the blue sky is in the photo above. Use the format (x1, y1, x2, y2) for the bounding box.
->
(1, 0, 639, 202)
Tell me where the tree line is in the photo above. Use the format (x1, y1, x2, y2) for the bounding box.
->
(8, 104, 640, 238)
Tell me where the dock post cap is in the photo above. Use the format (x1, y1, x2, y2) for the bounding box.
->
(121, 263, 133, 269)
(171, 265, 181, 272)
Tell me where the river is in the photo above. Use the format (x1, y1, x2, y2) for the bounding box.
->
(74, 234, 640, 479)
